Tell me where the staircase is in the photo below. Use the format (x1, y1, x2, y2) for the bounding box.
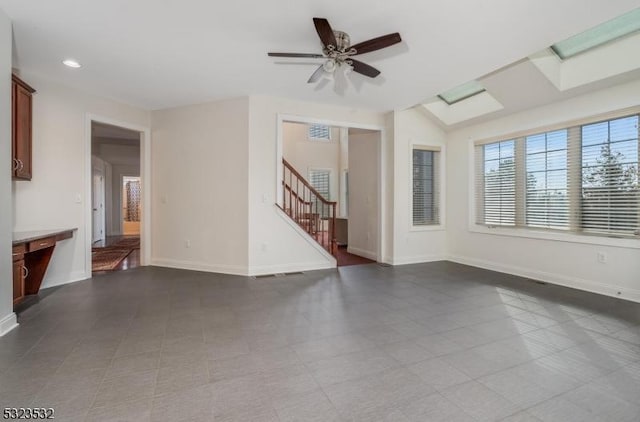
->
(280, 158, 337, 256)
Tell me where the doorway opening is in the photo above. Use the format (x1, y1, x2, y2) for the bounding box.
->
(90, 121, 142, 274)
(279, 118, 384, 266)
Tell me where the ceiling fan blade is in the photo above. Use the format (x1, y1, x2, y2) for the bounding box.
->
(307, 65, 325, 83)
(350, 33, 402, 55)
(268, 52, 325, 58)
(313, 18, 338, 49)
(349, 59, 381, 78)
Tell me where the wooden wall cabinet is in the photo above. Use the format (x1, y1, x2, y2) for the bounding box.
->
(11, 74, 36, 181)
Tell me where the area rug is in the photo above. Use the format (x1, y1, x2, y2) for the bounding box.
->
(113, 237, 140, 249)
(92, 247, 133, 272)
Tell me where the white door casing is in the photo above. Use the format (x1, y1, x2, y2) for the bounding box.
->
(92, 168, 105, 243)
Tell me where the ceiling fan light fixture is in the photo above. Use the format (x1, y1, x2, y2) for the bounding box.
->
(267, 18, 402, 84)
(321, 70, 335, 82)
(322, 59, 337, 73)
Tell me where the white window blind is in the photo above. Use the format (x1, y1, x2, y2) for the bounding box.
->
(412, 148, 440, 225)
(308, 124, 331, 141)
(526, 130, 569, 229)
(475, 140, 516, 226)
(309, 169, 330, 199)
(581, 116, 639, 235)
(474, 113, 640, 238)
(309, 169, 330, 218)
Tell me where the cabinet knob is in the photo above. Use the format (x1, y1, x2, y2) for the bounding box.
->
(18, 159, 24, 171)
(22, 265, 29, 279)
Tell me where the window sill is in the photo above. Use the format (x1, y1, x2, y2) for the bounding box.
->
(410, 224, 446, 232)
(468, 224, 640, 249)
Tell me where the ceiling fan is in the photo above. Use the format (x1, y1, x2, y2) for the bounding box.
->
(268, 18, 402, 83)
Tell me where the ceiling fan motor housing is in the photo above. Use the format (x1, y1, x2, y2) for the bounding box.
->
(333, 31, 351, 51)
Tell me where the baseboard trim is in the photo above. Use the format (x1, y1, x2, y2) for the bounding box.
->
(41, 270, 89, 289)
(447, 254, 640, 303)
(389, 254, 447, 266)
(346, 246, 377, 261)
(151, 258, 249, 276)
(0, 312, 18, 337)
(248, 261, 336, 276)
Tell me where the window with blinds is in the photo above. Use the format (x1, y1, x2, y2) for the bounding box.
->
(480, 140, 516, 226)
(309, 169, 331, 218)
(309, 169, 330, 199)
(412, 148, 440, 226)
(526, 130, 569, 229)
(474, 113, 640, 238)
(308, 124, 331, 141)
(582, 116, 639, 234)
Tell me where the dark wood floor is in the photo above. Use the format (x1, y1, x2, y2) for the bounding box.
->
(336, 245, 376, 267)
(92, 235, 141, 275)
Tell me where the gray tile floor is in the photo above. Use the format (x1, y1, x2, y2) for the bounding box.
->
(1, 262, 639, 421)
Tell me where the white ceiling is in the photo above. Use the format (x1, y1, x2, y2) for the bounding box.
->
(92, 122, 140, 141)
(2, 0, 639, 111)
(423, 58, 640, 130)
(92, 123, 140, 166)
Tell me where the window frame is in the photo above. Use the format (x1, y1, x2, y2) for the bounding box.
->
(308, 124, 332, 142)
(308, 167, 332, 200)
(469, 107, 640, 249)
(524, 129, 570, 230)
(410, 144, 445, 231)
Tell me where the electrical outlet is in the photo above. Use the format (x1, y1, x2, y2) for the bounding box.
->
(597, 252, 607, 263)
(261, 242, 268, 252)
(185, 240, 191, 248)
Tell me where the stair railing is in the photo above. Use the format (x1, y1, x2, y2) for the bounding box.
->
(280, 158, 337, 256)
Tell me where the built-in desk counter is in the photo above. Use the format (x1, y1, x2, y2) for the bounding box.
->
(12, 228, 76, 306)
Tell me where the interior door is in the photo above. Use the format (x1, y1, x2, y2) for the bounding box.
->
(92, 168, 105, 243)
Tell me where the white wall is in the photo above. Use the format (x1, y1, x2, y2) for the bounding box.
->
(282, 122, 341, 210)
(447, 79, 640, 302)
(338, 128, 349, 218)
(248, 95, 389, 274)
(11, 73, 150, 288)
(348, 131, 379, 260)
(150, 97, 250, 274)
(392, 107, 448, 264)
(0, 8, 16, 336)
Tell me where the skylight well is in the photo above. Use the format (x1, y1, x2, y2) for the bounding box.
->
(438, 80, 485, 105)
(551, 8, 640, 60)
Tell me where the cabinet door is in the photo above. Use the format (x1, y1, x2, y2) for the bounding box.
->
(13, 83, 33, 180)
(11, 81, 16, 175)
(13, 260, 25, 305)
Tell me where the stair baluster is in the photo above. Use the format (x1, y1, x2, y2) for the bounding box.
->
(279, 158, 337, 256)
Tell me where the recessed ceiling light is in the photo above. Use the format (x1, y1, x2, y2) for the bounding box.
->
(62, 59, 81, 68)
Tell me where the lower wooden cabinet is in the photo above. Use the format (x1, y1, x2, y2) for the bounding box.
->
(12, 244, 26, 305)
